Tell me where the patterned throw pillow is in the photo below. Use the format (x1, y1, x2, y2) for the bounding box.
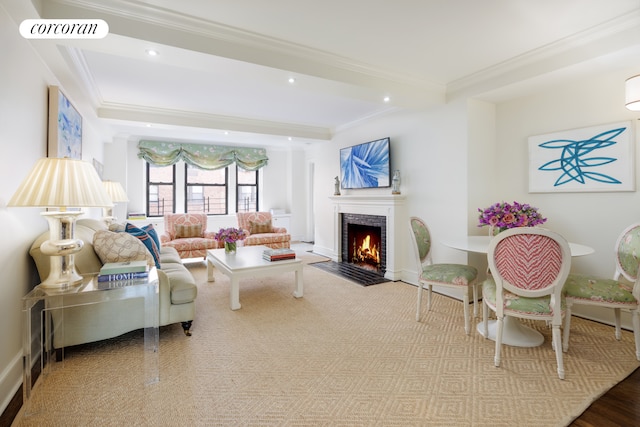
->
(93, 230, 154, 267)
(142, 223, 161, 251)
(249, 220, 273, 234)
(125, 223, 162, 269)
(175, 223, 203, 238)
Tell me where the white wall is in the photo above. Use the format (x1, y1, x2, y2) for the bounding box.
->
(0, 4, 107, 416)
(492, 67, 640, 325)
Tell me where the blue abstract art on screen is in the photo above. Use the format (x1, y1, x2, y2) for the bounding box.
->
(340, 137, 390, 189)
(537, 127, 625, 187)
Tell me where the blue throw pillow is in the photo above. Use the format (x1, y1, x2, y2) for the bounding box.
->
(142, 224, 161, 251)
(125, 223, 161, 269)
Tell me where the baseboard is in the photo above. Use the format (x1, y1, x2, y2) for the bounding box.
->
(0, 351, 23, 426)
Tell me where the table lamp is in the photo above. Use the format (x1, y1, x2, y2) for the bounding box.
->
(102, 180, 129, 221)
(8, 157, 112, 288)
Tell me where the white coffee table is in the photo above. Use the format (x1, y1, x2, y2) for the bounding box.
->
(206, 245, 303, 310)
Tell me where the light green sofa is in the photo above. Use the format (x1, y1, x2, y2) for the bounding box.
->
(29, 218, 197, 349)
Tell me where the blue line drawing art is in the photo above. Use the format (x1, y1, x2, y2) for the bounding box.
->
(537, 127, 626, 187)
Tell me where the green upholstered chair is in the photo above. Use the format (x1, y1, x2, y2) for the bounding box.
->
(563, 223, 640, 361)
(482, 227, 571, 379)
(408, 217, 479, 334)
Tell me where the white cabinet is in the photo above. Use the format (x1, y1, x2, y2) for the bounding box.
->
(272, 214, 291, 232)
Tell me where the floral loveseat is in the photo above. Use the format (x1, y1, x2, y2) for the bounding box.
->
(161, 213, 220, 259)
(29, 218, 198, 349)
(237, 211, 291, 249)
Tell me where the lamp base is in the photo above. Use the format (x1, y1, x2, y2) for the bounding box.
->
(39, 211, 85, 289)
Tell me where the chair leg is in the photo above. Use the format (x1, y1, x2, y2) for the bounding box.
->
(562, 302, 573, 353)
(553, 324, 565, 380)
(181, 321, 193, 336)
(426, 284, 433, 311)
(494, 316, 503, 367)
(416, 283, 423, 322)
(633, 309, 640, 361)
(462, 292, 470, 335)
(482, 299, 489, 339)
(472, 283, 479, 318)
(614, 308, 622, 340)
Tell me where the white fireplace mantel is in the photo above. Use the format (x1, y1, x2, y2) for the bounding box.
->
(330, 195, 406, 281)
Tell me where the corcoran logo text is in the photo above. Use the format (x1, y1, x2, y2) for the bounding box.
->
(20, 19, 109, 39)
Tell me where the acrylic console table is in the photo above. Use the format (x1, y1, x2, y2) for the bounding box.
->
(21, 268, 159, 415)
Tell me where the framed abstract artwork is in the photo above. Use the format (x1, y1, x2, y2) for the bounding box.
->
(528, 121, 634, 193)
(48, 85, 82, 159)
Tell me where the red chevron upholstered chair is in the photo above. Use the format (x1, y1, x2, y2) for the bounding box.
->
(563, 223, 640, 361)
(408, 217, 479, 334)
(482, 227, 571, 379)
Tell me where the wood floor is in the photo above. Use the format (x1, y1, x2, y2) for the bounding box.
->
(569, 366, 640, 426)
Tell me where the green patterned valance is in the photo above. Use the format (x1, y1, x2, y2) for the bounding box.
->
(137, 140, 268, 171)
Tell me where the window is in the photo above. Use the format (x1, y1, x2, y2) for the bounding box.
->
(147, 163, 175, 217)
(185, 164, 227, 214)
(237, 166, 258, 212)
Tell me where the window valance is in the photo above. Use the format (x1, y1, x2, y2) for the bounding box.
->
(137, 140, 268, 171)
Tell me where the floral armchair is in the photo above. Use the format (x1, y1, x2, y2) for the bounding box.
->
(236, 211, 291, 249)
(161, 213, 220, 259)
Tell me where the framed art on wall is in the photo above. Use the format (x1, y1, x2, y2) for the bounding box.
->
(48, 85, 82, 159)
(528, 121, 634, 193)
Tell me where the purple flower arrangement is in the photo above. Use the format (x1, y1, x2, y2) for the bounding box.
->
(214, 227, 247, 243)
(478, 201, 547, 231)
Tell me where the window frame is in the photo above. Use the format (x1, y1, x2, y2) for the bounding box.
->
(184, 163, 228, 215)
(236, 165, 259, 213)
(146, 162, 176, 217)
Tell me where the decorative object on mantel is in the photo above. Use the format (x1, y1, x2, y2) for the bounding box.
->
(214, 227, 247, 254)
(334, 176, 341, 196)
(8, 157, 112, 288)
(625, 74, 640, 111)
(391, 170, 401, 194)
(478, 201, 547, 235)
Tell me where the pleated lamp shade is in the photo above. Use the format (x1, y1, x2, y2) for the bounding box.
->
(102, 180, 129, 203)
(625, 75, 640, 111)
(8, 157, 112, 208)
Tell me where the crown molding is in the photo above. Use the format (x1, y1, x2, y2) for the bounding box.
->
(97, 102, 333, 140)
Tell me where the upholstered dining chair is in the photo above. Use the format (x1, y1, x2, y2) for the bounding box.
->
(563, 223, 640, 361)
(408, 217, 479, 334)
(482, 227, 571, 379)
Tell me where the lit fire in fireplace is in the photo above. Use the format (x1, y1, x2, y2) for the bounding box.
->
(352, 235, 381, 268)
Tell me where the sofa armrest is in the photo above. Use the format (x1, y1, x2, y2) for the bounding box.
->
(203, 230, 217, 239)
(272, 226, 287, 234)
(160, 232, 171, 243)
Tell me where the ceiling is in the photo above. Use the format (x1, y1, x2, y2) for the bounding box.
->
(6, 0, 640, 148)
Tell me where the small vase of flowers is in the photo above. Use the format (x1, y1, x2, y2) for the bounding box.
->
(214, 227, 247, 254)
(478, 201, 547, 235)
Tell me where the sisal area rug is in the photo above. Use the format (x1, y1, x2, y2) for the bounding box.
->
(15, 252, 640, 426)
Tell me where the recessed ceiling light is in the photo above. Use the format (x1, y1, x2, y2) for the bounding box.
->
(145, 123, 152, 127)
(288, 137, 293, 141)
(383, 96, 391, 103)
(146, 49, 159, 56)
(288, 77, 296, 84)
(224, 131, 229, 135)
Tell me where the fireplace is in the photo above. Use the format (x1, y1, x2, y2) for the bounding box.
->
(342, 213, 386, 275)
(330, 195, 406, 281)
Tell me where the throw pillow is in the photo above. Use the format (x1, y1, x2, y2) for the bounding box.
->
(93, 230, 154, 267)
(142, 224, 161, 251)
(108, 222, 126, 232)
(175, 223, 203, 238)
(125, 223, 161, 269)
(249, 220, 273, 234)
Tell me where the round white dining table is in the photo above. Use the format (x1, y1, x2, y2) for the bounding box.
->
(442, 235, 594, 347)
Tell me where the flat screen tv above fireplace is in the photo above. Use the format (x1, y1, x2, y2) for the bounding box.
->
(340, 137, 391, 189)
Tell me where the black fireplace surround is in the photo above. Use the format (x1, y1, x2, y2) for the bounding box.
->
(341, 213, 386, 275)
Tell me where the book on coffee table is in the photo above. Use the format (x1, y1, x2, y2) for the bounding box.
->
(262, 248, 296, 261)
(100, 260, 148, 275)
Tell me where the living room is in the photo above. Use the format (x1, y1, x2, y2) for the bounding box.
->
(3, 0, 640, 424)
